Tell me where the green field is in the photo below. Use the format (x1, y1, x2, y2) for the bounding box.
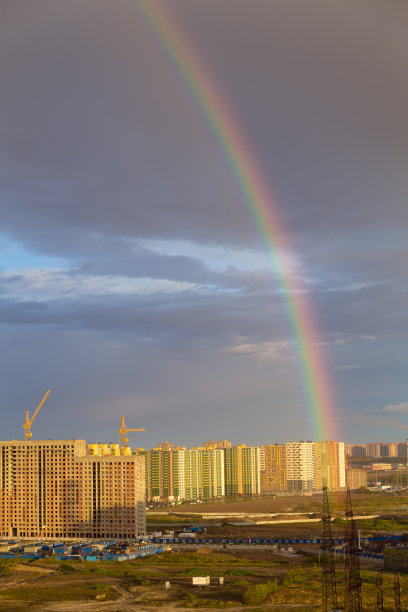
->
(0, 548, 404, 610)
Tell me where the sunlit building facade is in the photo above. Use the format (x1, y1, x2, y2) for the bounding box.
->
(261, 444, 286, 494)
(285, 441, 315, 493)
(0, 440, 145, 539)
(314, 441, 346, 491)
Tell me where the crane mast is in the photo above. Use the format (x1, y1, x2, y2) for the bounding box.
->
(118, 414, 145, 448)
(23, 390, 51, 441)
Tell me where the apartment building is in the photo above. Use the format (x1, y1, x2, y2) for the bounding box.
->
(285, 441, 314, 492)
(261, 444, 286, 494)
(314, 441, 346, 491)
(224, 445, 260, 497)
(366, 442, 381, 458)
(345, 441, 408, 458)
(134, 446, 225, 502)
(203, 440, 232, 449)
(346, 444, 367, 457)
(172, 448, 186, 500)
(76, 454, 146, 538)
(137, 448, 173, 501)
(0, 440, 145, 539)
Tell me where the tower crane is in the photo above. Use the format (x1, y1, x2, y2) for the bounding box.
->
(118, 414, 145, 448)
(23, 390, 51, 441)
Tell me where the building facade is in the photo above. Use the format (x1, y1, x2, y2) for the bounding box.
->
(224, 445, 260, 497)
(0, 440, 145, 539)
(285, 441, 315, 492)
(346, 468, 367, 490)
(261, 444, 286, 494)
(314, 441, 346, 491)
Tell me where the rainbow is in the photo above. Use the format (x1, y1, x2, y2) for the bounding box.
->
(136, 0, 337, 442)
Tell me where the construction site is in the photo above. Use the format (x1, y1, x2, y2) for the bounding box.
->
(0, 479, 406, 609)
(0, 393, 407, 608)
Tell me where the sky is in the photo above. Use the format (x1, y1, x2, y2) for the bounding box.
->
(1, 0, 407, 447)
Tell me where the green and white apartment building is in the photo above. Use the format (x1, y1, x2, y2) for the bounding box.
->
(89, 440, 347, 503)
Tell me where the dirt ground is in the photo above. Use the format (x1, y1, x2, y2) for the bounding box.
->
(0, 542, 388, 612)
(150, 490, 408, 520)
(203, 521, 346, 540)
(150, 494, 323, 515)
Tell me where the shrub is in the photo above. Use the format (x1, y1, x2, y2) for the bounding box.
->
(0, 560, 15, 576)
(283, 565, 307, 586)
(58, 563, 75, 573)
(242, 579, 278, 605)
(231, 578, 249, 587)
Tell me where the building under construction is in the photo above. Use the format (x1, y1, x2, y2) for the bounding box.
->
(0, 439, 145, 539)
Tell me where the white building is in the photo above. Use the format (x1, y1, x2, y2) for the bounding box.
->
(285, 441, 315, 492)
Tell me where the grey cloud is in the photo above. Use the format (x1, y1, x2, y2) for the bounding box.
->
(384, 403, 408, 415)
(0, 0, 407, 444)
(0, 325, 309, 445)
(353, 412, 408, 433)
(0, 0, 407, 252)
(312, 283, 408, 337)
(0, 289, 289, 346)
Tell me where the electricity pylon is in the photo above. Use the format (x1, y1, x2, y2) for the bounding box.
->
(344, 488, 362, 612)
(321, 486, 338, 612)
(376, 571, 383, 612)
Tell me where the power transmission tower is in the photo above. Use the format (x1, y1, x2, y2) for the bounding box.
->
(344, 488, 362, 612)
(376, 572, 383, 612)
(394, 567, 401, 612)
(321, 486, 338, 612)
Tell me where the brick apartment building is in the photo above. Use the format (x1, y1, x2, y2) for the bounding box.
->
(0, 440, 145, 539)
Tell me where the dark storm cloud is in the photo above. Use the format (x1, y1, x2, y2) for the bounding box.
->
(0, 287, 288, 344)
(1, 0, 407, 443)
(1, 0, 407, 250)
(71, 246, 219, 285)
(1, 277, 407, 347)
(313, 283, 408, 337)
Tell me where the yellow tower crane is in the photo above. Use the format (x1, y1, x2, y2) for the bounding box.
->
(23, 390, 51, 441)
(118, 414, 145, 448)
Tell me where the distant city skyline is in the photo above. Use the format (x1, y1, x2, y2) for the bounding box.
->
(1, 1, 407, 445)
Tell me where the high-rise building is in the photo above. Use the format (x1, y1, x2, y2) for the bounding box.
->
(184, 448, 225, 501)
(346, 468, 367, 490)
(314, 441, 346, 491)
(380, 442, 399, 457)
(139, 448, 173, 501)
(261, 444, 286, 494)
(203, 440, 232, 449)
(398, 441, 408, 457)
(366, 442, 381, 458)
(224, 445, 260, 497)
(76, 454, 146, 539)
(285, 441, 315, 492)
(155, 441, 174, 451)
(240, 446, 261, 495)
(135, 446, 225, 503)
(0, 440, 145, 539)
(347, 444, 367, 457)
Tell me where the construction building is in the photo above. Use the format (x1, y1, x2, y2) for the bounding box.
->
(346, 468, 367, 490)
(261, 444, 286, 494)
(0, 440, 145, 539)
